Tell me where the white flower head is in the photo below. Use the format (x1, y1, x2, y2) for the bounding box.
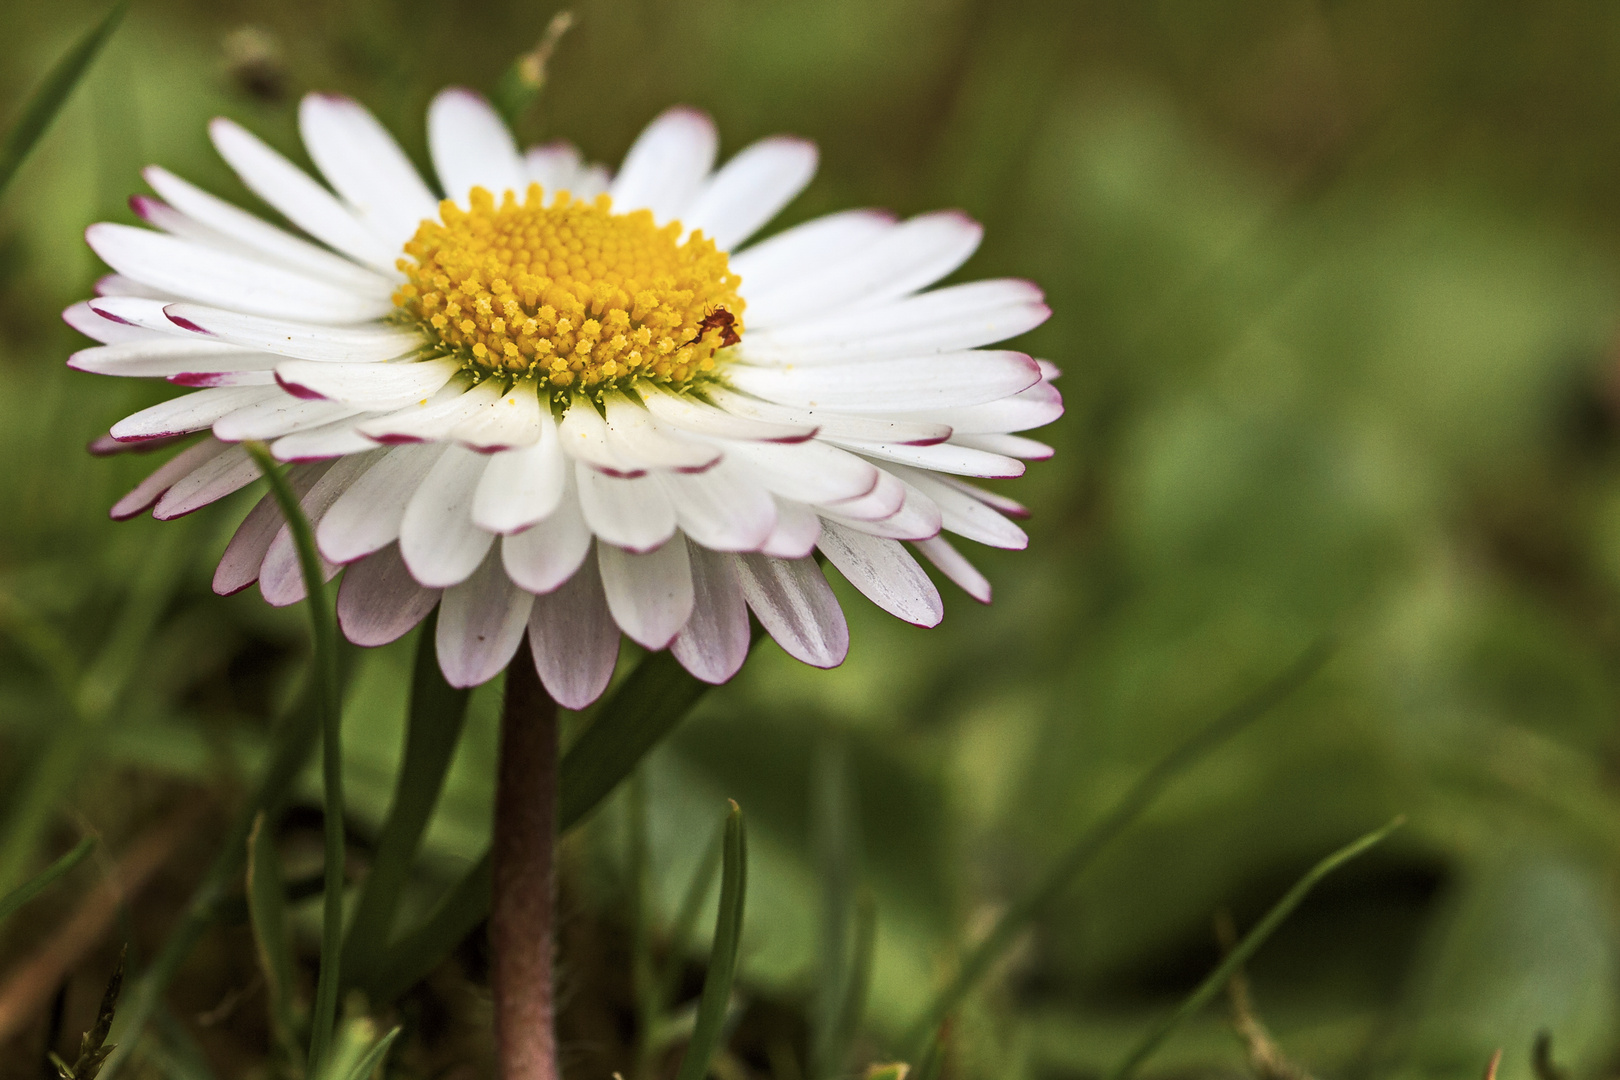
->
(69, 89, 1061, 703)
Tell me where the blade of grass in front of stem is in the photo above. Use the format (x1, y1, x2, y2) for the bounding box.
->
(368, 639, 749, 1001)
(0, 836, 94, 925)
(901, 638, 1335, 1056)
(243, 442, 345, 1074)
(333, 1025, 402, 1080)
(341, 609, 471, 989)
(0, 0, 129, 200)
(246, 814, 301, 1059)
(101, 657, 332, 1080)
(1103, 816, 1406, 1080)
(674, 802, 748, 1080)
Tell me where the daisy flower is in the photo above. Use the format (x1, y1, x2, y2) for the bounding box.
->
(67, 89, 1061, 704)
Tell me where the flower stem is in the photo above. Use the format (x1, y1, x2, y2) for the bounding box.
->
(493, 644, 560, 1080)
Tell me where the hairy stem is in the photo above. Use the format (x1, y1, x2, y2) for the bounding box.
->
(492, 645, 560, 1080)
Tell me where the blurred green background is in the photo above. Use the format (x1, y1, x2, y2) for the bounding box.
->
(5, 1, 1620, 1078)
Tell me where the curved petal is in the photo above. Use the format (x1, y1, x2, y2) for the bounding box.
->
(318, 442, 445, 563)
(502, 480, 592, 593)
(670, 544, 751, 684)
(731, 553, 847, 668)
(681, 136, 817, 250)
(338, 543, 442, 646)
(429, 88, 526, 202)
(473, 409, 565, 534)
(299, 93, 438, 245)
(213, 461, 331, 595)
(575, 463, 677, 552)
(914, 535, 990, 604)
(527, 549, 620, 709)
(163, 303, 423, 363)
(816, 522, 942, 627)
(111, 437, 234, 520)
(609, 107, 717, 224)
(598, 537, 695, 649)
(437, 546, 535, 687)
(399, 445, 496, 588)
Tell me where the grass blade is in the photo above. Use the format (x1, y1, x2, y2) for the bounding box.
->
(1104, 816, 1406, 1080)
(336, 1025, 402, 1080)
(341, 608, 471, 987)
(243, 442, 346, 1073)
(364, 849, 490, 1001)
(902, 638, 1334, 1056)
(811, 738, 861, 1080)
(559, 649, 716, 828)
(0, 0, 129, 201)
(101, 651, 341, 1080)
(674, 801, 749, 1080)
(0, 836, 93, 926)
(658, 821, 726, 1009)
(823, 891, 877, 1080)
(246, 814, 300, 1058)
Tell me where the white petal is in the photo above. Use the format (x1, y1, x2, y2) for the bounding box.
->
(883, 464, 1026, 549)
(657, 463, 777, 551)
(915, 535, 991, 603)
(598, 537, 695, 649)
(954, 432, 1054, 460)
(761, 498, 821, 558)
(502, 480, 592, 592)
(358, 380, 490, 443)
(152, 444, 261, 519)
(524, 142, 585, 191)
(845, 441, 1024, 478)
(902, 378, 1064, 434)
(299, 94, 438, 245)
(641, 387, 815, 443)
(743, 212, 982, 327)
(816, 521, 942, 627)
(730, 350, 1039, 412)
(738, 280, 1049, 363)
(214, 395, 355, 442)
(276, 358, 458, 408)
(731, 554, 847, 668)
(670, 544, 751, 684)
(557, 399, 640, 476)
(575, 463, 677, 552)
(452, 379, 543, 452)
(163, 303, 423, 363)
(934, 474, 1029, 518)
(681, 136, 817, 250)
(86, 224, 393, 324)
(90, 296, 206, 336)
(214, 461, 330, 595)
(437, 546, 535, 688)
(1037, 359, 1062, 381)
(110, 386, 281, 441)
(474, 410, 565, 533)
(338, 543, 442, 646)
(528, 550, 621, 709)
(143, 166, 395, 294)
(603, 394, 720, 471)
(64, 300, 160, 344)
(399, 445, 496, 588)
(209, 117, 400, 272)
(69, 339, 267, 378)
(609, 107, 717, 224)
(110, 437, 233, 520)
(731, 209, 892, 298)
(721, 439, 878, 504)
(272, 417, 383, 462)
(429, 88, 527, 202)
(819, 467, 905, 521)
(95, 273, 173, 300)
(259, 452, 379, 604)
(705, 388, 950, 445)
(318, 443, 446, 563)
(130, 194, 234, 248)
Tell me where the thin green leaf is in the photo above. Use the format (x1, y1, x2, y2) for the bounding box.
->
(342, 609, 471, 987)
(338, 1026, 403, 1080)
(368, 641, 744, 1001)
(658, 821, 726, 1009)
(902, 638, 1334, 1056)
(811, 739, 860, 1080)
(866, 1066, 910, 1080)
(101, 645, 343, 1079)
(629, 771, 659, 1080)
(246, 814, 300, 1057)
(674, 801, 748, 1080)
(1103, 816, 1406, 1080)
(243, 442, 346, 1074)
(823, 891, 877, 1080)
(0, 835, 93, 925)
(0, 0, 129, 200)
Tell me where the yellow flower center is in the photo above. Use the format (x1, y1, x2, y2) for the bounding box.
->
(393, 185, 744, 394)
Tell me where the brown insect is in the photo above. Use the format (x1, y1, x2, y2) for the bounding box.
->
(685, 306, 740, 349)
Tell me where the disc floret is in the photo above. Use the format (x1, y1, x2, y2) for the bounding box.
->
(394, 184, 744, 393)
